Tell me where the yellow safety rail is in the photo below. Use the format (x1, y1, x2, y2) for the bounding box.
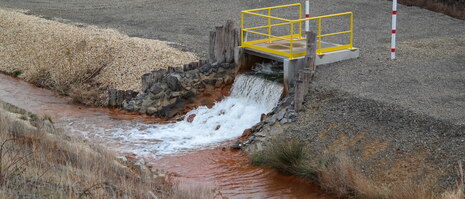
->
(240, 4, 354, 60)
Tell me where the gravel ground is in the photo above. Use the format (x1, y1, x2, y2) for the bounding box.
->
(2, 0, 464, 190)
(0, 0, 293, 57)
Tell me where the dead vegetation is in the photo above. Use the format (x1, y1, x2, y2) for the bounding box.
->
(252, 139, 465, 199)
(0, 8, 197, 105)
(0, 101, 219, 199)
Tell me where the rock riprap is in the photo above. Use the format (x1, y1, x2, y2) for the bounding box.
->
(109, 61, 236, 118)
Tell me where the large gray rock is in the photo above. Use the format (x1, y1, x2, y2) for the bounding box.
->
(149, 83, 163, 94)
(165, 75, 181, 91)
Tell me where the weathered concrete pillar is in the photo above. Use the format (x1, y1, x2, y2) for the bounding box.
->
(284, 58, 305, 90)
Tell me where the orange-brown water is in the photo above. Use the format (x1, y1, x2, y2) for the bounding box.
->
(0, 73, 335, 198)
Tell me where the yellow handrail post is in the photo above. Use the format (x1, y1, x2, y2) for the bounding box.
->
(350, 12, 354, 49)
(317, 18, 322, 55)
(290, 22, 294, 60)
(268, 8, 271, 43)
(241, 12, 244, 46)
(299, 3, 302, 38)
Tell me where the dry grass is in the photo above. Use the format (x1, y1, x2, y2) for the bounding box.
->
(0, 101, 161, 198)
(0, 8, 197, 105)
(164, 182, 223, 199)
(0, 100, 221, 199)
(252, 139, 465, 199)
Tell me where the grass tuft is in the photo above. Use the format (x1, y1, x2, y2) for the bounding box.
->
(42, 114, 53, 124)
(11, 70, 22, 78)
(253, 140, 317, 180)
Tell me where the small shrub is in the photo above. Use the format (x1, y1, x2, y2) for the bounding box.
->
(251, 139, 317, 180)
(0, 138, 32, 186)
(42, 114, 53, 123)
(29, 114, 38, 120)
(68, 84, 104, 105)
(11, 70, 22, 77)
(19, 115, 27, 121)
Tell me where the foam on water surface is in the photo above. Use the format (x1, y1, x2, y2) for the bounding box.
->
(68, 75, 283, 157)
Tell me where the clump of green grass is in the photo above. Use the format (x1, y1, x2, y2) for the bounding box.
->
(11, 70, 22, 77)
(29, 114, 38, 120)
(252, 139, 317, 180)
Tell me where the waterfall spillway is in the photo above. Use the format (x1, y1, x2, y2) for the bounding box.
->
(230, 75, 283, 112)
(92, 75, 283, 156)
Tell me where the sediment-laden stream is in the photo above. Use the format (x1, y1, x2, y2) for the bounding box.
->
(0, 73, 334, 198)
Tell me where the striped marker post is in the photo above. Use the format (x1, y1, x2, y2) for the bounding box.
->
(305, 0, 310, 32)
(391, 0, 397, 59)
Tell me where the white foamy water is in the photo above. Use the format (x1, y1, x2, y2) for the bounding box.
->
(68, 75, 283, 156)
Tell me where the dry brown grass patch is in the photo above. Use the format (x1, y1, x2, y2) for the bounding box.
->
(0, 100, 223, 198)
(0, 100, 161, 198)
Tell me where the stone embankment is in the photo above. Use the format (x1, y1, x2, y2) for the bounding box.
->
(234, 84, 299, 150)
(119, 62, 235, 118)
(108, 21, 239, 119)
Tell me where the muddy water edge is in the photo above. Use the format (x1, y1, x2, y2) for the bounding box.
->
(0, 73, 335, 198)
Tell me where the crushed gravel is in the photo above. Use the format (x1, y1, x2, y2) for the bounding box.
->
(0, 7, 197, 94)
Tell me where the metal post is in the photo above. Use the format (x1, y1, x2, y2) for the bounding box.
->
(391, 0, 397, 59)
(241, 12, 244, 46)
(305, 0, 310, 32)
(299, 3, 302, 37)
(268, 8, 271, 43)
(350, 13, 354, 49)
(317, 18, 321, 54)
(290, 22, 294, 59)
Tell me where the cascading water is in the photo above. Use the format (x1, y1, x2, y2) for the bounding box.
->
(109, 74, 283, 156)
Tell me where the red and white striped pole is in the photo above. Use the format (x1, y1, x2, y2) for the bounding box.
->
(305, 0, 310, 32)
(391, 0, 397, 59)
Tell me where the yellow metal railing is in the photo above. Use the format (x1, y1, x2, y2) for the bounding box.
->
(240, 4, 355, 60)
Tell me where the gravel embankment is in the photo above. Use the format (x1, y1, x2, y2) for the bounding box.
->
(0, 8, 196, 105)
(288, 87, 465, 189)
